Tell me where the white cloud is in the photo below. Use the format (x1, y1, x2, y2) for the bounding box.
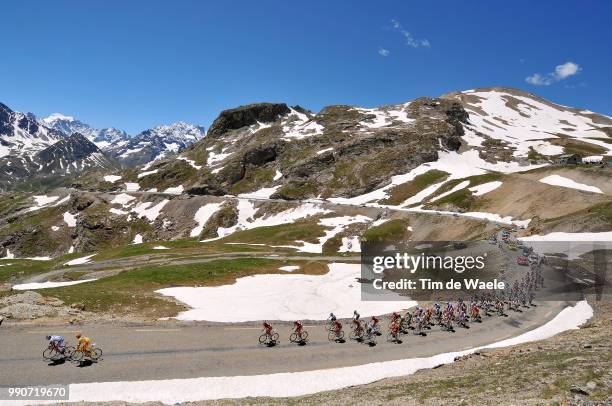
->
(390, 19, 430, 48)
(378, 47, 390, 57)
(554, 61, 580, 79)
(526, 61, 581, 86)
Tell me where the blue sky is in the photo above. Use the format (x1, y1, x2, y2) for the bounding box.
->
(1, 1, 611, 134)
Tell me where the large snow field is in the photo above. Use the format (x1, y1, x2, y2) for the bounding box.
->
(156, 263, 412, 322)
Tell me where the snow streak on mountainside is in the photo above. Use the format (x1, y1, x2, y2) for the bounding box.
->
(446, 88, 612, 160)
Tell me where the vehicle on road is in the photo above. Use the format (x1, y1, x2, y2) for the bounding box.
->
(517, 255, 529, 266)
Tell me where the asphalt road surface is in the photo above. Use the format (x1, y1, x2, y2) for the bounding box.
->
(0, 299, 570, 387)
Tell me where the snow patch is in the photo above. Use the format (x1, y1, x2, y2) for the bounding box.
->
(138, 169, 159, 178)
(132, 200, 169, 222)
(278, 265, 300, 272)
(190, 203, 223, 237)
(430, 180, 470, 202)
(125, 182, 140, 192)
(238, 186, 280, 199)
(469, 181, 503, 196)
(63, 212, 77, 227)
(12, 278, 98, 290)
(339, 236, 361, 253)
(103, 175, 122, 183)
(539, 175, 603, 194)
(177, 156, 203, 170)
(215, 201, 330, 239)
(111, 193, 136, 207)
(163, 185, 184, 195)
(64, 254, 96, 266)
(292, 215, 371, 254)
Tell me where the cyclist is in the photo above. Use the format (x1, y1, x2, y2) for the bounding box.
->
(332, 319, 343, 333)
(328, 312, 337, 322)
(46, 335, 65, 354)
(263, 321, 273, 336)
(470, 304, 481, 321)
(389, 311, 401, 324)
(353, 310, 360, 321)
(75, 333, 92, 356)
(365, 319, 375, 336)
(369, 316, 380, 335)
(390, 319, 401, 338)
(293, 321, 304, 335)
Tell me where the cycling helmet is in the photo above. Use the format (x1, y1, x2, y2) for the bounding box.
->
(46, 335, 52, 340)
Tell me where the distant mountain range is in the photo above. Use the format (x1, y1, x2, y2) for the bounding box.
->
(0, 102, 204, 190)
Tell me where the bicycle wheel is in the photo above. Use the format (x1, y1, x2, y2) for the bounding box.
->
(43, 347, 56, 360)
(71, 350, 84, 362)
(91, 348, 103, 360)
(349, 330, 358, 341)
(386, 332, 395, 342)
(300, 331, 308, 341)
(258, 333, 268, 344)
(337, 330, 344, 340)
(289, 332, 298, 343)
(271, 332, 279, 342)
(328, 331, 337, 341)
(64, 346, 75, 359)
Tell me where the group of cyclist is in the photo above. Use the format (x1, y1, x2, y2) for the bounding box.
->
(260, 266, 544, 346)
(44, 332, 94, 361)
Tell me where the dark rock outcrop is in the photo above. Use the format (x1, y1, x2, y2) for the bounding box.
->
(208, 103, 290, 137)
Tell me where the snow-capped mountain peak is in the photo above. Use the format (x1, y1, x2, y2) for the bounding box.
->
(40, 113, 129, 150)
(147, 121, 206, 142)
(109, 121, 205, 166)
(42, 112, 75, 124)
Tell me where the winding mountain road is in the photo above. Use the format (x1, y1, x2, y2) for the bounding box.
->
(0, 299, 569, 387)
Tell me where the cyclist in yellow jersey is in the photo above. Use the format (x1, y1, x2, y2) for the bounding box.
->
(75, 333, 92, 355)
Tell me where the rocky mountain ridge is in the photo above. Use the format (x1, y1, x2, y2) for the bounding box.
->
(0, 102, 205, 190)
(1, 87, 611, 258)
